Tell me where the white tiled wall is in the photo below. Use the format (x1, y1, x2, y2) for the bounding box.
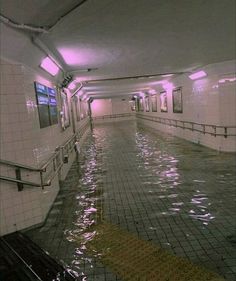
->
(91, 99, 113, 117)
(137, 60, 236, 152)
(91, 97, 134, 116)
(91, 97, 135, 124)
(0, 59, 90, 235)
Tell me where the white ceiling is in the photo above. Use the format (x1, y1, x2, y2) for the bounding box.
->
(1, 0, 235, 98)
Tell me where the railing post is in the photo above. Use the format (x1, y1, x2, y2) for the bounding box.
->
(15, 168, 23, 191)
(202, 124, 205, 134)
(224, 127, 227, 138)
(40, 171, 44, 190)
(213, 125, 216, 137)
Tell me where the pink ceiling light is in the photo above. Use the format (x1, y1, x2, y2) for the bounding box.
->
(40, 57, 59, 76)
(189, 70, 207, 80)
(219, 77, 236, 83)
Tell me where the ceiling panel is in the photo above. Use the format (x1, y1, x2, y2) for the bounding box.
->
(1, 0, 235, 98)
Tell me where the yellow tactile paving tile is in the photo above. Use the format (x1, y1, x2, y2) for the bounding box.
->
(79, 223, 226, 281)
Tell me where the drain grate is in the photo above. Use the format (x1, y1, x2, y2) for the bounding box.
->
(81, 223, 226, 281)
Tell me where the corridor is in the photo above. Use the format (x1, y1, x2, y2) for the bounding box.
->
(27, 120, 236, 281)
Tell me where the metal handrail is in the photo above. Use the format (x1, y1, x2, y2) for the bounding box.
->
(0, 176, 50, 188)
(0, 120, 90, 191)
(0, 159, 45, 172)
(92, 113, 135, 120)
(136, 113, 236, 138)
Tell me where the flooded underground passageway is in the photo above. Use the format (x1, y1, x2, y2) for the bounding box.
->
(26, 120, 236, 281)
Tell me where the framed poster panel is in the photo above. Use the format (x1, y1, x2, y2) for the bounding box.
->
(74, 95, 80, 121)
(140, 98, 144, 111)
(145, 96, 150, 112)
(160, 91, 168, 112)
(151, 94, 157, 112)
(135, 98, 140, 112)
(48, 86, 58, 125)
(172, 87, 183, 113)
(60, 90, 70, 130)
(130, 101, 135, 111)
(34, 82, 50, 128)
(80, 99, 85, 120)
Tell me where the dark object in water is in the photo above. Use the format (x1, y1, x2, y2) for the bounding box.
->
(227, 234, 236, 245)
(0, 231, 79, 281)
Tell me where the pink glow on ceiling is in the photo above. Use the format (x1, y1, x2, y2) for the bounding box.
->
(189, 70, 207, 80)
(150, 79, 168, 86)
(59, 49, 80, 65)
(148, 89, 156, 94)
(40, 57, 59, 76)
(68, 82, 76, 90)
(163, 82, 174, 91)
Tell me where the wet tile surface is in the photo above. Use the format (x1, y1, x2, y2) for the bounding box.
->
(27, 121, 236, 281)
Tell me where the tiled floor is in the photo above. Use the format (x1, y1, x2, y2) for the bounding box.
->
(27, 120, 236, 281)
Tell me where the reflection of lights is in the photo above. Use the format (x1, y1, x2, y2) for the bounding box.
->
(219, 77, 236, 83)
(162, 74, 174, 77)
(189, 70, 207, 80)
(84, 207, 97, 214)
(26, 100, 36, 110)
(40, 57, 59, 76)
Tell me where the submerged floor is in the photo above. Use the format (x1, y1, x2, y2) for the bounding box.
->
(27, 121, 236, 281)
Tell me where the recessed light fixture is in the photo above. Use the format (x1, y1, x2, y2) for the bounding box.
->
(218, 77, 236, 83)
(40, 57, 59, 76)
(189, 70, 207, 80)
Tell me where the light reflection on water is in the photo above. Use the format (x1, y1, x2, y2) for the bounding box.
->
(134, 130, 218, 225)
(62, 122, 236, 280)
(64, 138, 104, 279)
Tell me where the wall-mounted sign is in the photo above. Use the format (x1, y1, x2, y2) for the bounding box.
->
(151, 94, 157, 112)
(160, 91, 168, 112)
(74, 95, 80, 121)
(59, 89, 70, 130)
(140, 98, 144, 111)
(34, 82, 58, 128)
(145, 96, 150, 112)
(172, 87, 183, 113)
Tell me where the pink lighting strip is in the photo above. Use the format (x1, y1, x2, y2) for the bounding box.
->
(219, 77, 236, 83)
(189, 70, 207, 80)
(40, 57, 59, 76)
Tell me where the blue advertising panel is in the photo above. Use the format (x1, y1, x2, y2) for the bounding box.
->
(35, 82, 48, 95)
(49, 97, 57, 106)
(47, 87, 57, 97)
(37, 94, 49, 105)
(34, 81, 58, 128)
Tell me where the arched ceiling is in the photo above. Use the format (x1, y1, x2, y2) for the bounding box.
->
(1, 0, 235, 98)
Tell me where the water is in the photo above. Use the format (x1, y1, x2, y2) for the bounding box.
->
(27, 120, 236, 281)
